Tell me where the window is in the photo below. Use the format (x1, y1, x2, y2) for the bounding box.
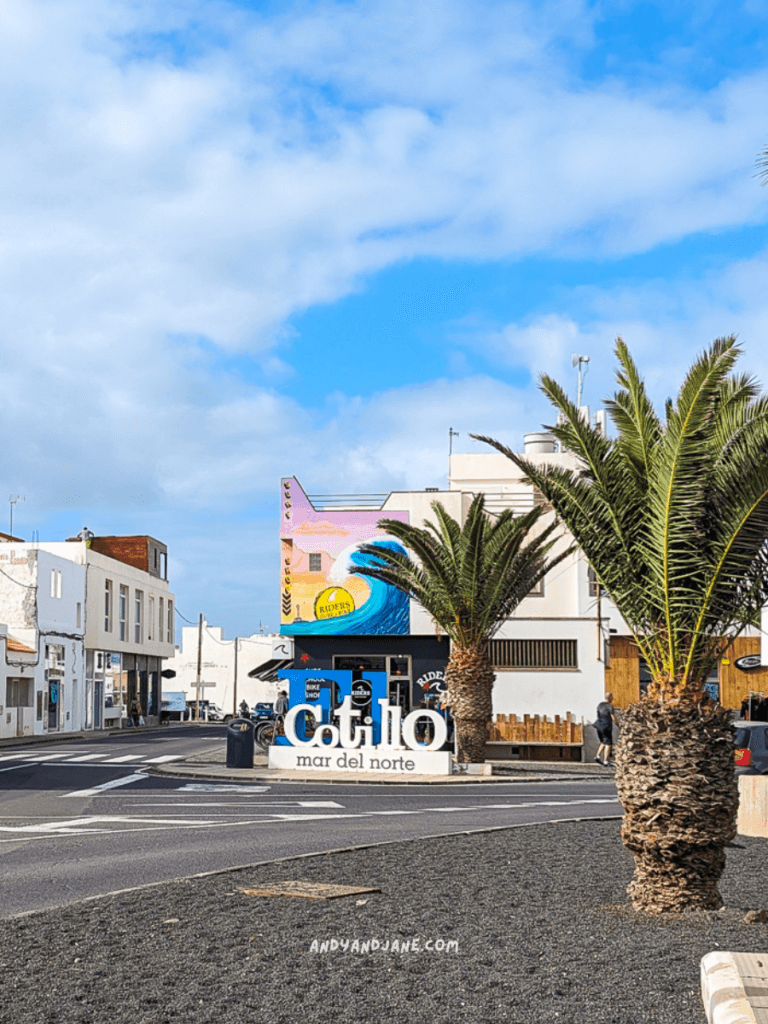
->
(309, 553, 322, 573)
(488, 639, 578, 670)
(159, 597, 164, 642)
(76, 603, 82, 629)
(148, 596, 154, 640)
(6, 679, 32, 707)
(167, 600, 174, 643)
(588, 566, 605, 598)
(527, 578, 544, 597)
(119, 585, 128, 642)
(160, 552, 167, 580)
(104, 580, 113, 632)
(50, 569, 62, 598)
(134, 591, 143, 644)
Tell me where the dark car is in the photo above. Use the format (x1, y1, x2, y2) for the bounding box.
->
(250, 702, 275, 721)
(732, 721, 768, 774)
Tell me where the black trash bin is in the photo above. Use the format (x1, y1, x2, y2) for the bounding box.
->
(226, 717, 255, 768)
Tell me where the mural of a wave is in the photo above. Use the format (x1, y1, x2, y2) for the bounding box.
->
(284, 539, 409, 635)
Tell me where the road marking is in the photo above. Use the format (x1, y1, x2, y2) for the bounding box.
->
(142, 755, 184, 763)
(60, 774, 147, 798)
(177, 784, 271, 793)
(129, 801, 345, 808)
(65, 754, 109, 762)
(100, 755, 145, 763)
(0, 815, 220, 834)
(13, 753, 69, 762)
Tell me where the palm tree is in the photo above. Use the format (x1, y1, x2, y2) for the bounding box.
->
(758, 143, 768, 185)
(473, 337, 768, 912)
(352, 494, 570, 762)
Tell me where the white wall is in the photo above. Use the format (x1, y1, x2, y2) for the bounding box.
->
(0, 548, 86, 736)
(163, 624, 279, 716)
(35, 541, 175, 659)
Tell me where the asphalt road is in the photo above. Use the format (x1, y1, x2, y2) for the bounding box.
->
(0, 727, 620, 917)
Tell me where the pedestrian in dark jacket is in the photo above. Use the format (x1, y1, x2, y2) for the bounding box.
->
(594, 693, 617, 766)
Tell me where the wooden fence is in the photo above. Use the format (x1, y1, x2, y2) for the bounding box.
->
(488, 712, 582, 744)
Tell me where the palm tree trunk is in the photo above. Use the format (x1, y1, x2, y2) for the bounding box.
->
(445, 644, 495, 762)
(615, 694, 738, 913)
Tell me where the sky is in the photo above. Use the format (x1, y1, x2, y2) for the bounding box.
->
(1, 0, 767, 638)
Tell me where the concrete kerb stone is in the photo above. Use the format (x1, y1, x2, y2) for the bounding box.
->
(701, 951, 767, 1024)
(148, 759, 606, 786)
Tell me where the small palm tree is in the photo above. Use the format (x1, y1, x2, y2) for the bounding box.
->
(352, 494, 570, 762)
(474, 337, 768, 912)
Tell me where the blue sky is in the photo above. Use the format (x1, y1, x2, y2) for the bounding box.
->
(0, 0, 767, 637)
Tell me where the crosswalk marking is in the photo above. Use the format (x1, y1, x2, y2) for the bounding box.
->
(66, 754, 110, 762)
(101, 755, 145, 763)
(143, 755, 183, 764)
(61, 774, 148, 798)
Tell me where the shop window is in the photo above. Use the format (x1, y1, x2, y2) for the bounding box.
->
(309, 553, 322, 573)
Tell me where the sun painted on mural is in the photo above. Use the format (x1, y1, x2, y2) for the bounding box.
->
(280, 477, 409, 635)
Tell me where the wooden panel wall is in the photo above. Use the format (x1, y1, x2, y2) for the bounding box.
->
(720, 637, 768, 710)
(604, 636, 640, 708)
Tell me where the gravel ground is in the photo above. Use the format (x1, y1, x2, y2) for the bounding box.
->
(2, 819, 767, 1024)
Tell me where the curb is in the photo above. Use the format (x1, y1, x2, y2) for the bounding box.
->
(147, 764, 604, 785)
(701, 951, 766, 1024)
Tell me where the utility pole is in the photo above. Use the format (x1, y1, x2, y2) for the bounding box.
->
(233, 637, 239, 718)
(195, 613, 203, 722)
(9, 495, 24, 539)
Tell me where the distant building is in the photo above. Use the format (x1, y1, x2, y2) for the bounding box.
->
(164, 623, 283, 716)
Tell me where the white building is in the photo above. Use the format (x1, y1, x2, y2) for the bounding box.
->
(0, 546, 86, 739)
(1, 532, 176, 732)
(164, 623, 282, 716)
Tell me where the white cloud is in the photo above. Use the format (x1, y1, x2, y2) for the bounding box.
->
(1, 0, 768, 631)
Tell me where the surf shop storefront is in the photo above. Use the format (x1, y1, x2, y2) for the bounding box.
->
(288, 635, 449, 714)
(279, 476, 449, 714)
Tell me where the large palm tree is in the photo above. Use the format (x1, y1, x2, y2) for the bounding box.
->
(474, 337, 768, 912)
(352, 494, 570, 762)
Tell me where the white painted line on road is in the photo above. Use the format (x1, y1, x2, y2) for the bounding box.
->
(65, 754, 108, 762)
(0, 763, 34, 773)
(128, 801, 345, 808)
(60, 774, 147, 798)
(0, 815, 221, 834)
(0, 754, 38, 762)
(16, 753, 71, 762)
(143, 755, 184, 763)
(101, 755, 145, 763)
(177, 784, 271, 793)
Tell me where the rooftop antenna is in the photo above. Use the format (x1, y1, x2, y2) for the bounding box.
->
(449, 427, 460, 456)
(572, 354, 590, 407)
(9, 494, 24, 539)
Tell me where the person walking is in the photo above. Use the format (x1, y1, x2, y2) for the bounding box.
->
(594, 692, 617, 766)
(274, 689, 289, 737)
(129, 697, 142, 728)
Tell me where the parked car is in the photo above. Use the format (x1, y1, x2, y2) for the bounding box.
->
(250, 702, 275, 720)
(732, 721, 768, 773)
(186, 700, 233, 723)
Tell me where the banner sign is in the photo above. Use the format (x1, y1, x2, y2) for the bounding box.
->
(269, 669, 452, 775)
